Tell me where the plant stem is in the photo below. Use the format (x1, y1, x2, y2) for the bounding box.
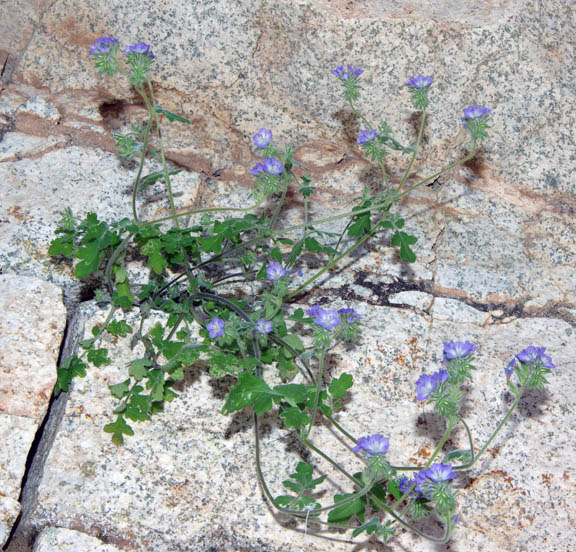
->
(302, 349, 326, 439)
(456, 394, 522, 470)
(397, 107, 427, 193)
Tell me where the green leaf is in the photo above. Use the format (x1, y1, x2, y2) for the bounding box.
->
(282, 334, 304, 358)
(280, 406, 310, 429)
(198, 233, 223, 254)
(348, 215, 371, 238)
(387, 479, 402, 500)
(347, 200, 373, 238)
(352, 517, 380, 538)
(283, 462, 327, 492)
(107, 319, 133, 337)
(48, 236, 75, 258)
(125, 392, 151, 421)
(327, 493, 366, 524)
(288, 308, 306, 322)
(274, 495, 294, 507)
(442, 449, 472, 464)
(328, 373, 353, 399)
(54, 355, 87, 395)
(270, 246, 283, 263)
(104, 414, 134, 445)
(140, 238, 168, 275)
(139, 169, 182, 191)
(129, 358, 152, 381)
(109, 379, 131, 399)
(153, 106, 191, 124)
(87, 348, 111, 367)
(207, 350, 243, 378)
(74, 215, 119, 279)
(222, 373, 274, 415)
(273, 383, 311, 406)
(277, 355, 298, 381)
(146, 369, 165, 402)
(304, 236, 322, 252)
(252, 393, 274, 415)
(285, 239, 304, 267)
(113, 291, 134, 309)
(390, 230, 417, 263)
(299, 184, 315, 197)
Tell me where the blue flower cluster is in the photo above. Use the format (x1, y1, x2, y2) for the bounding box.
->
(252, 128, 273, 148)
(404, 75, 433, 89)
(266, 262, 289, 281)
(88, 36, 155, 84)
(306, 305, 361, 330)
(399, 462, 458, 499)
(415, 369, 449, 401)
(251, 157, 284, 176)
(415, 341, 477, 401)
(357, 129, 378, 145)
(206, 317, 273, 339)
(332, 64, 363, 81)
(353, 434, 389, 457)
(89, 36, 118, 56)
(505, 345, 555, 376)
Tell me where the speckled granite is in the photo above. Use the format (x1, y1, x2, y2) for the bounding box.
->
(33, 527, 123, 552)
(0, 275, 66, 547)
(0, 0, 574, 550)
(23, 300, 574, 552)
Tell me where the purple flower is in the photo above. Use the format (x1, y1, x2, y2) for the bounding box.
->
(398, 476, 414, 495)
(461, 105, 491, 121)
(443, 340, 477, 360)
(266, 262, 289, 281)
(89, 36, 119, 56)
(253, 128, 273, 148)
(422, 463, 457, 483)
(306, 305, 323, 318)
(338, 307, 361, 323)
(434, 369, 449, 385)
(357, 129, 378, 145)
(404, 75, 433, 89)
(505, 358, 516, 377)
(263, 157, 284, 175)
(250, 162, 265, 175)
(515, 346, 555, 370)
(415, 463, 457, 497)
(415, 374, 436, 401)
(353, 434, 389, 457)
(255, 319, 273, 334)
(206, 317, 225, 338)
(415, 369, 448, 401)
(124, 42, 155, 59)
(332, 64, 363, 80)
(314, 309, 341, 330)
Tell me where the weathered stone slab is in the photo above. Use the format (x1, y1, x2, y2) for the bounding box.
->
(0, 0, 574, 549)
(0, 0, 573, 325)
(0, 275, 66, 547)
(33, 527, 123, 552)
(24, 299, 575, 551)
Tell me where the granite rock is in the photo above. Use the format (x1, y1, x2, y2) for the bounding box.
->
(33, 527, 123, 552)
(0, 0, 574, 550)
(0, 275, 66, 547)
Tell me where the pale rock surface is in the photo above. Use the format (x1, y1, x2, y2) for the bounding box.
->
(0, 275, 66, 547)
(33, 527, 123, 552)
(27, 302, 575, 552)
(0, 0, 574, 550)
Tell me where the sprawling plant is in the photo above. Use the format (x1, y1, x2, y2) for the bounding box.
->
(48, 40, 554, 545)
